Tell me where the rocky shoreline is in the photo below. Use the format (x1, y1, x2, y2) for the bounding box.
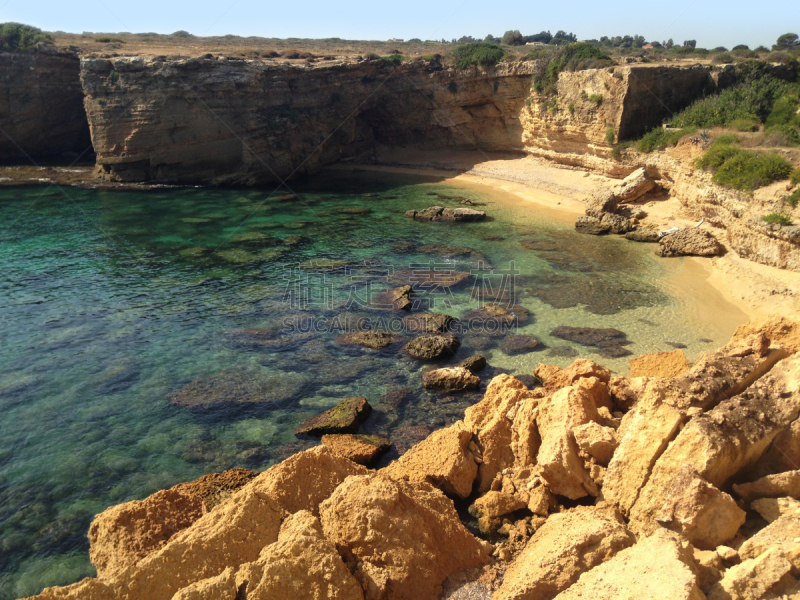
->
(26, 315, 800, 600)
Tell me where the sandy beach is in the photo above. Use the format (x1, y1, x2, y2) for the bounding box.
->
(328, 154, 800, 329)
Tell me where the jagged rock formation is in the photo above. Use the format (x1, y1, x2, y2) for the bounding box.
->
(0, 46, 92, 161)
(26, 316, 800, 600)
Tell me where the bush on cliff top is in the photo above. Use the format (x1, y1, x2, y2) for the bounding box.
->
(637, 126, 697, 153)
(451, 42, 505, 69)
(670, 68, 800, 129)
(0, 23, 52, 51)
(532, 43, 612, 95)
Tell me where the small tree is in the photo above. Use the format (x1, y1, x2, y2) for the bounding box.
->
(683, 39, 697, 48)
(775, 33, 799, 50)
(501, 30, 523, 46)
(0, 22, 52, 51)
(665, 38, 674, 49)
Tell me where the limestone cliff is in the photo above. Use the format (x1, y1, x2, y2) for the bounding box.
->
(0, 47, 92, 161)
(521, 65, 717, 173)
(80, 56, 533, 185)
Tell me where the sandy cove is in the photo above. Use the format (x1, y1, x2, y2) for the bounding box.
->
(328, 152, 800, 325)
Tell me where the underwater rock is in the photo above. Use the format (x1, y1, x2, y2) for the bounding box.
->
(336, 207, 371, 215)
(390, 269, 472, 289)
(405, 334, 460, 361)
(336, 331, 400, 349)
(168, 368, 309, 408)
(402, 313, 457, 334)
(499, 334, 544, 355)
(391, 424, 434, 455)
(405, 206, 486, 222)
(458, 355, 487, 373)
(466, 304, 530, 327)
(371, 285, 413, 310)
(422, 367, 480, 393)
(294, 397, 372, 436)
(551, 326, 631, 349)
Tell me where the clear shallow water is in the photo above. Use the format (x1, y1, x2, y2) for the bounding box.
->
(0, 173, 729, 598)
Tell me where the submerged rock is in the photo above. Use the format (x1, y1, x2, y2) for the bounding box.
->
(458, 355, 487, 373)
(404, 334, 460, 360)
(294, 397, 372, 436)
(551, 326, 632, 358)
(499, 334, 544, 355)
(390, 269, 472, 289)
(336, 330, 400, 349)
(405, 206, 486, 222)
(402, 312, 457, 334)
(168, 368, 308, 408)
(370, 284, 413, 310)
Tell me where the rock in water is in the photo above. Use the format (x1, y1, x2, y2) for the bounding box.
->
(422, 367, 481, 392)
(458, 355, 487, 373)
(371, 284, 413, 310)
(405, 206, 486, 222)
(337, 330, 400, 349)
(402, 312, 457, 333)
(294, 397, 372, 436)
(658, 228, 724, 257)
(575, 215, 611, 235)
(551, 326, 630, 349)
(499, 334, 544, 355)
(405, 334, 460, 360)
(320, 434, 391, 465)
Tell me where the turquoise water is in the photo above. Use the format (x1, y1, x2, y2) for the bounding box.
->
(0, 173, 728, 598)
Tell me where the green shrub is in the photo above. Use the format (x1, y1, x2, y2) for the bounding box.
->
(0, 22, 52, 51)
(364, 52, 380, 60)
(763, 212, 793, 225)
(790, 169, 800, 185)
(446, 80, 458, 94)
(695, 143, 741, 169)
(712, 52, 733, 63)
(108, 70, 119, 82)
(671, 69, 800, 129)
(712, 151, 792, 191)
(95, 36, 124, 43)
(585, 93, 602, 104)
(451, 42, 505, 69)
(713, 133, 740, 146)
(766, 94, 800, 128)
(568, 102, 575, 113)
(531, 43, 611, 96)
(786, 188, 800, 206)
(727, 117, 760, 131)
(638, 126, 697, 153)
(765, 124, 800, 145)
(379, 54, 404, 64)
(605, 128, 615, 144)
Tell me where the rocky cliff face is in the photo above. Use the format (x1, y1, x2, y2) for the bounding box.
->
(521, 65, 717, 173)
(0, 47, 92, 162)
(81, 56, 533, 185)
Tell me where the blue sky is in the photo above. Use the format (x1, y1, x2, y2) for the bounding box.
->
(0, 0, 795, 49)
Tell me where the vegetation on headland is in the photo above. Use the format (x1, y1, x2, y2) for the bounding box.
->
(0, 23, 52, 51)
(763, 212, 794, 225)
(450, 42, 505, 69)
(531, 43, 612, 94)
